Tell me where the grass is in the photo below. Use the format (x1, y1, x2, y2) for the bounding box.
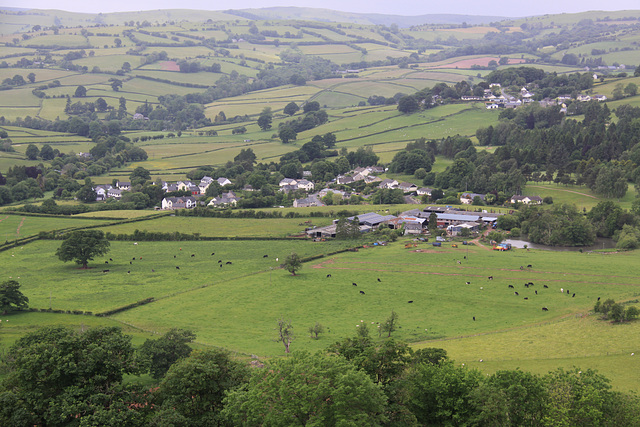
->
(98, 216, 334, 237)
(0, 213, 110, 241)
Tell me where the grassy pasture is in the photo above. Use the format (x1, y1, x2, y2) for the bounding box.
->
(428, 314, 640, 392)
(74, 55, 144, 72)
(98, 216, 333, 238)
(526, 182, 636, 211)
(22, 34, 89, 48)
(27, 237, 632, 369)
(0, 214, 109, 241)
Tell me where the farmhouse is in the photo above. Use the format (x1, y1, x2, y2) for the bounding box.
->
(378, 179, 399, 189)
(162, 196, 197, 210)
(398, 182, 418, 193)
(217, 177, 232, 186)
(293, 195, 323, 208)
(417, 187, 432, 196)
(107, 188, 122, 199)
(460, 193, 486, 204)
(511, 195, 543, 205)
(117, 181, 131, 191)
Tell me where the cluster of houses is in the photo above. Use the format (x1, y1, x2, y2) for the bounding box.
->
(460, 82, 609, 110)
(306, 206, 505, 239)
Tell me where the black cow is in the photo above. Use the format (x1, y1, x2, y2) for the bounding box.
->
(352, 283, 357, 286)
(127, 271, 130, 274)
(176, 266, 180, 269)
(174, 255, 176, 258)
(408, 300, 413, 303)
(527, 264, 532, 268)
(542, 307, 549, 311)
(598, 297, 601, 301)
(102, 269, 109, 273)
(377, 278, 381, 282)
(109, 258, 113, 261)
(151, 269, 155, 272)
(524, 297, 528, 300)
(226, 261, 232, 265)
(191, 254, 195, 257)
(473, 316, 476, 321)
(133, 257, 136, 260)
(466, 281, 471, 285)
(543, 284, 549, 288)
(211, 253, 215, 256)
(326, 274, 332, 278)
(263, 255, 268, 258)
(130, 261, 132, 265)
(488, 276, 493, 280)
(105, 261, 109, 264)
(572, 293, 576, 297)
(508, 285, 514, 289)
(535, 290, 538, 295)
(525, 284, 530, 288)
(514, 291, 519, 295)
(218, 260, 222, 263)
(359, 290, 365, 295)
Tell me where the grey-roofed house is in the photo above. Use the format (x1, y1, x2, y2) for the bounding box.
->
(162, 196, 197, 210)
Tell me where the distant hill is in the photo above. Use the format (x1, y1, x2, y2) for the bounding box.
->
(228, 7, 510, 27)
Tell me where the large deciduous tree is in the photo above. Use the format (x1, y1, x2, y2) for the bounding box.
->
(0, 280, 29, 314)
(56, 230, 110, 268)
(222, 351, 388, 425)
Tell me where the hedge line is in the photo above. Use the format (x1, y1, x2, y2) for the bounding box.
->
(96, 297, 155, 317)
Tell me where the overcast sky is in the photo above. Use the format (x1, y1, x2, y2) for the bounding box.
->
(10, 0, 640, 18)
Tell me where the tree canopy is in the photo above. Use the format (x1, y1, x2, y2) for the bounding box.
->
(56, 230, 111, 268)
(0, 280, 29, 314)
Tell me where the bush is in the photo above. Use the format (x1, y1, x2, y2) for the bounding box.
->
(510, 227, 521, 237)
(543, 196, 553, 204)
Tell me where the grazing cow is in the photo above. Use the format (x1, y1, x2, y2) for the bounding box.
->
(359, 290, 365, 295)
(140, 257, 142, 260)
(473, 316, 476, 321)
(174, 255, 176, 258)
(220, 264, 222, 268)
(105, 261, 109, 264)
(226, 261, 232, 265)
(408, 300, 413, 303)
(218, 260, 222, 263)
(508, 285, 514, 289)
(598, 297, 601, 301)
(127, 271, 130, 274)
(488, 276, 493, 280)
(514, 291, 519, 296)
(130, 261, 132, 265)
(457, 261, 461, 265)
(352, 283, 358, 287)
(561, 288, 563, 293)
(263, 255, 268, 258)
(133, 257, 136, 261)
(566, 289, 569, 295)
(572, 293, 576, 297)
(102, 269, 109, 273)
(176, 266, 180, 269)
(542, 307, 549, 311)
(528, 282, 534, 286)
(466, 281, 471, 285)
(191, 254, 195, 257)
(535, 290, 538, 295)
(377, 278, 381, 282)
(524, 297, 528, 300)
(326, 274, 332, 278)
(151, 269, 155, 272)
(109, 258, 113, 261)
(211, 252, 215, 256)
(527, 264, 532, 268)
(525, 283, 530, 288)
(544, 284, 549, 288)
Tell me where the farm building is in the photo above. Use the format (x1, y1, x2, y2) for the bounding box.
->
(511, 195, 543, 205)
(343, 212, 397, 227)
(447, 222, 480, 236)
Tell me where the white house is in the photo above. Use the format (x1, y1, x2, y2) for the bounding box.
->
(117, 181, 131, 191)
(162, 196, 197, 210)
(296, 179, 315, 191)
(378, 179, 399, 189)
(279, 178, 297, 187)
(511, 195, 543, 205)
(217, 177, 232, 186)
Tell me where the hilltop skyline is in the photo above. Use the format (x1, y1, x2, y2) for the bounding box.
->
(9, 0, 640, 19)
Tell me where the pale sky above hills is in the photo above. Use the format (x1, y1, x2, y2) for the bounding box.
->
(11, 1, 640, 17)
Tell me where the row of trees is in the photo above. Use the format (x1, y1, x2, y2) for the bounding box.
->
(2, 323, 639, 426)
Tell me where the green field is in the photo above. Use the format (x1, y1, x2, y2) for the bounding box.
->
(2, 229, 640, 391)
